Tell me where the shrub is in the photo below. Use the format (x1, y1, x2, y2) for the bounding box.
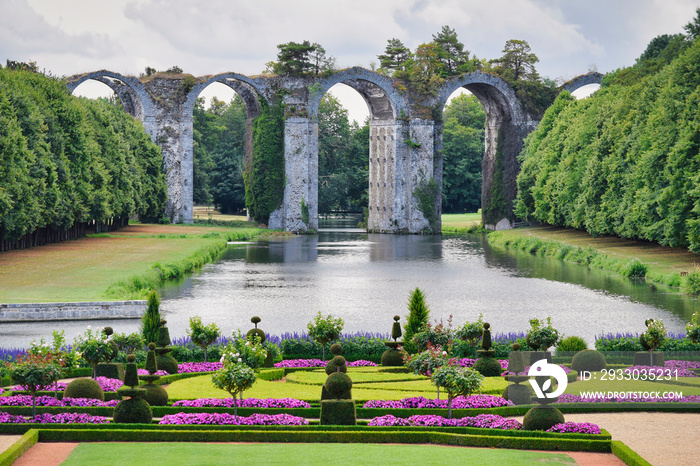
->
(7, 354, 62, 416)
(619, 258, 648, 278)
(211, 363, 256, 415)
(456, 313, 484, 352)
(221, 331, 267, 370)
(141, 291, 162, 345)
(111, 332, 144, 354)
(307, 312, 344, 360)
(113, 397, 153, 424)
(325, 355, 348, 375)
(526, 317, 561, 351)
(403, 288, 430, 354)
(139, 383, 168, 406)
(187, 316, 221, 362)
(642, 318, 667, 351)
(522, 405, 565, 431)
(431, 364, 484, 418)
(571, 350, 607, 372)
(74, 327, 114, 379)
(686, 312, 700, 343)
(556, 336, 587, 353)
(320, 399, 356, 425)
(246, 316, 266, 344)
(412, 318, 454, 353)
(64, 378, 105, 401)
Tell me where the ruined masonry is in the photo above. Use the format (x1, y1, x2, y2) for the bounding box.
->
(67, 69, 601, 233)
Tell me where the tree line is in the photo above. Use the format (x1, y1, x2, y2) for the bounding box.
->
(0, 64, 167, 251)
(515, 11, 700, 251)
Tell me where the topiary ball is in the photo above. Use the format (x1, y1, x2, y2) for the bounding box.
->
(381, 348, 404, 366)
(571, 349, 607, 372)
(502, 383, 535, 405)
(103, 326, 114, 336)
(148, 342, 156, 351)
(325, 355, 348, 375)
(139, 383, 168, 406)
(512, 343, 521, 351)
(156, 354, 179, 374)
(324, 372, 352, 399)
(251, 316, 261, 326)
(64, 378, 105, 401)
(330, 343, 343, 355)
(522, 405, 565, 431)
(246, 328, 266, 344)
(473, 357, 503, 377)
(113, 397, 153, 424)
(127, 354, 136, 363)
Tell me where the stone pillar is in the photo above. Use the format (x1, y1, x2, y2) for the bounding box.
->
(406, 119, 437, 233)
(269, 116, 318, 232)
(368, 119, 401, 232)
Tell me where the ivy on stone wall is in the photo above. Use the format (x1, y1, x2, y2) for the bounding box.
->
(245, 96, 285, 225)
(413, 176, 439, 232)
(482, 128, 507, 225)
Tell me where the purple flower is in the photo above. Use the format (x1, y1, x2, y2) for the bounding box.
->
(369, 414, 522, 430)
(172, 398, 311, 409)
(363, 395, 513, 409)
(94, 377, 124, 392)
(547, 422, 601, 434)
(0, 395, 118, 408)
(0, 412, 27, 424)
(158, 412, 308, 426)
(177, 362, 223, 373)
(29, 412, 109, 424)
(347, 360, 378, 367)
(274, 359, 325, 368)
(137, 369, 169, 376)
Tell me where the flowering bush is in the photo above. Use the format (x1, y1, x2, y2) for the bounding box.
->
(546, 422, 601, 434)
(457, 358, 508, 370)
(594, 332, 700, 351)
(412, 318, 455, 353)
(211, 362, 256, 415)
(526, 317, 560, 351)
(28, 330, 81, 372)
(172, 398, 311, 408)
(74, 327, 114, 378)
(159, 412, 308, 426)
(369, 414, 522, 430)
(363, 395, 513, 409)
(6, 354, 63, 416)
(642, 318, 667, 351)
(685, 312, 700, 343)
(455, 314, 484, 350)
(404, 344, 450, 377)
(221, 331, 267, 370)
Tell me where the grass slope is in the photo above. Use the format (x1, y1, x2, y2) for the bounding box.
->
(61, 442, 576, 466)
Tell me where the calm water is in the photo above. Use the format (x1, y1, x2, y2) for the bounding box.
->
(1, 219, 698, 348)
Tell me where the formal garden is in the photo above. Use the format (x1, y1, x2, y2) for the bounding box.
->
(1, 288, 699, 465)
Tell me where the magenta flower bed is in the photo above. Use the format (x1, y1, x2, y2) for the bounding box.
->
(137, 369, 169, 376)
(623, 365, 697, 378)
(10, 376, 123, 393)
(158, 412, 308, 426)
(557, 393, 700, 403)
(665, 360, 700, 370)
(547, 422, 601, 434)
(0, 395, 118, 407)
(274, 359, 378, 368)
(457, 358, 508, 370)
(0, 411, 109, 424)
(363, 395, 513, 409)
(177, 362, 223, 373)
(172, 398, 311, 408)
(369, 413, 522, 429)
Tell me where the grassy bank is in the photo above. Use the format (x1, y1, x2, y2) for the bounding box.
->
(441, 213, 483, 234)
(0, 223, 261, 303)
(488, 225, 700, 294)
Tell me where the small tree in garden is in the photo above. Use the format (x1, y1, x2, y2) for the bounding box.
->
(187, 316, 221, 362)
(141, 290, 162, 345)
(432, 364, 484, 418)
(687, 312, 700, 344)
(641, 318, 667, 352)
(403, 343, 450, 398)
(456, 313, 484, 356)
(221, 330, 268, 371)
(211, 363, 256, 415)
(74, 327, 115, 379)
(526, 317, 561, 351)
(403, 287, 430, 354)
(307, 312, 344, 360)
(7, 354, 62, 416)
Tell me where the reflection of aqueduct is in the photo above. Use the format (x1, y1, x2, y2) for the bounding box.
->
(66, 69, 601, 233)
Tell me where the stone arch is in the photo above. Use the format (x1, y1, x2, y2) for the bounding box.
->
(435, 72, 537, 228)
(561, 72, 603, 94)
(183, 73, 267, 120)
(66, 71, 148, 121)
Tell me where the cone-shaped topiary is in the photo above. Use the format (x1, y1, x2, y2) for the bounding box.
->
(571, 349, 607, 372)
(155, 322, 178, 374)
(64, 378, 104, 401)
(145, 343, 158, 374)
(481, 323, 492, 350)
(391, 316, 402, 341)
(123, 354, 139, 387)
(474, 323, 500, 376)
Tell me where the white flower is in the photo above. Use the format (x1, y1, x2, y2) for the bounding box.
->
(233, 353, 239, 358)
(87, 325, 92, 330)
(442, 351, 447, 356)
(220, 356, 225, 363)
(237, 358, 242, 363)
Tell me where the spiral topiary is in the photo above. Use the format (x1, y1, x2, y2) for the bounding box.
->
(571, 349, 607, 372)
(63, 378, 104, 401)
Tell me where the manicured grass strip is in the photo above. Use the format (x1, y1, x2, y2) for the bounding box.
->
(0, 429, 38, 466)
(61, 442, 577, 466)
(32, 427, 610, 452)
(611, 440, 653, 466)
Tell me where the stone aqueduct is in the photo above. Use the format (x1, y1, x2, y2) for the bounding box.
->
(66, 69, 601, 233)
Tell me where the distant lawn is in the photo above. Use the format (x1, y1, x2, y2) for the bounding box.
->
(0, 223, 259, 303)
(442, 212, 481, 229)
(167, 367, 508, 401)
(61, 442, 576, 466)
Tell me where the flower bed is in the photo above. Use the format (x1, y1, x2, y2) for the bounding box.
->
(172, 398, 311, 408)
(10, 376, 123, 393)
(158, 412, 308, 425)
(547, 422, 601, 434)
(368, 413, 523, 429)
(274, 359, 378, 368)
(0, 395, 119, 407)
(363, 395, 513, 409)
(177, 362, 223, 373)
(0, 411, 109, 424)
(457, 358, 508, 370)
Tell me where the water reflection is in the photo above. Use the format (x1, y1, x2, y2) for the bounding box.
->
(1, 227, 698, 348)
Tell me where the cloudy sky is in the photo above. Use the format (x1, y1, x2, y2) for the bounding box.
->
(2, 0, 698, 120)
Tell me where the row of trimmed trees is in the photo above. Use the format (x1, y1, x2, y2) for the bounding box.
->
(0, 65, 167, 251)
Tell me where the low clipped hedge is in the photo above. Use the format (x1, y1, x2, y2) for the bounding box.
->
(0, 429, 37, 466)
(611, 440, 653, 466)
(3, 425, 611, 452)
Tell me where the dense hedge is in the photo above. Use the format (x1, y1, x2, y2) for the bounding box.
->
(595, 334, 700, 352)
(0, 67, 167, 250)
(515, 38, 700, 251)
(0, 429, 37, 466)
(611, 440, 653, 466)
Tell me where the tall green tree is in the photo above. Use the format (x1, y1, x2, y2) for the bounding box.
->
(377, 38, 412, 74)
(432, 25, 472, 75)
(490, 39, 540, 82)
(269, 41, 335, 77)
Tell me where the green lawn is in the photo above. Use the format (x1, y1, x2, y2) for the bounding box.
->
(61, 442, 576, 466)
(441, 212, 481, 229)
(167, 367, 508, 401)
(0, 223, 259, 302)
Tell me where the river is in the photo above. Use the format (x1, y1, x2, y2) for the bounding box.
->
(1, 219, 697, 348)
